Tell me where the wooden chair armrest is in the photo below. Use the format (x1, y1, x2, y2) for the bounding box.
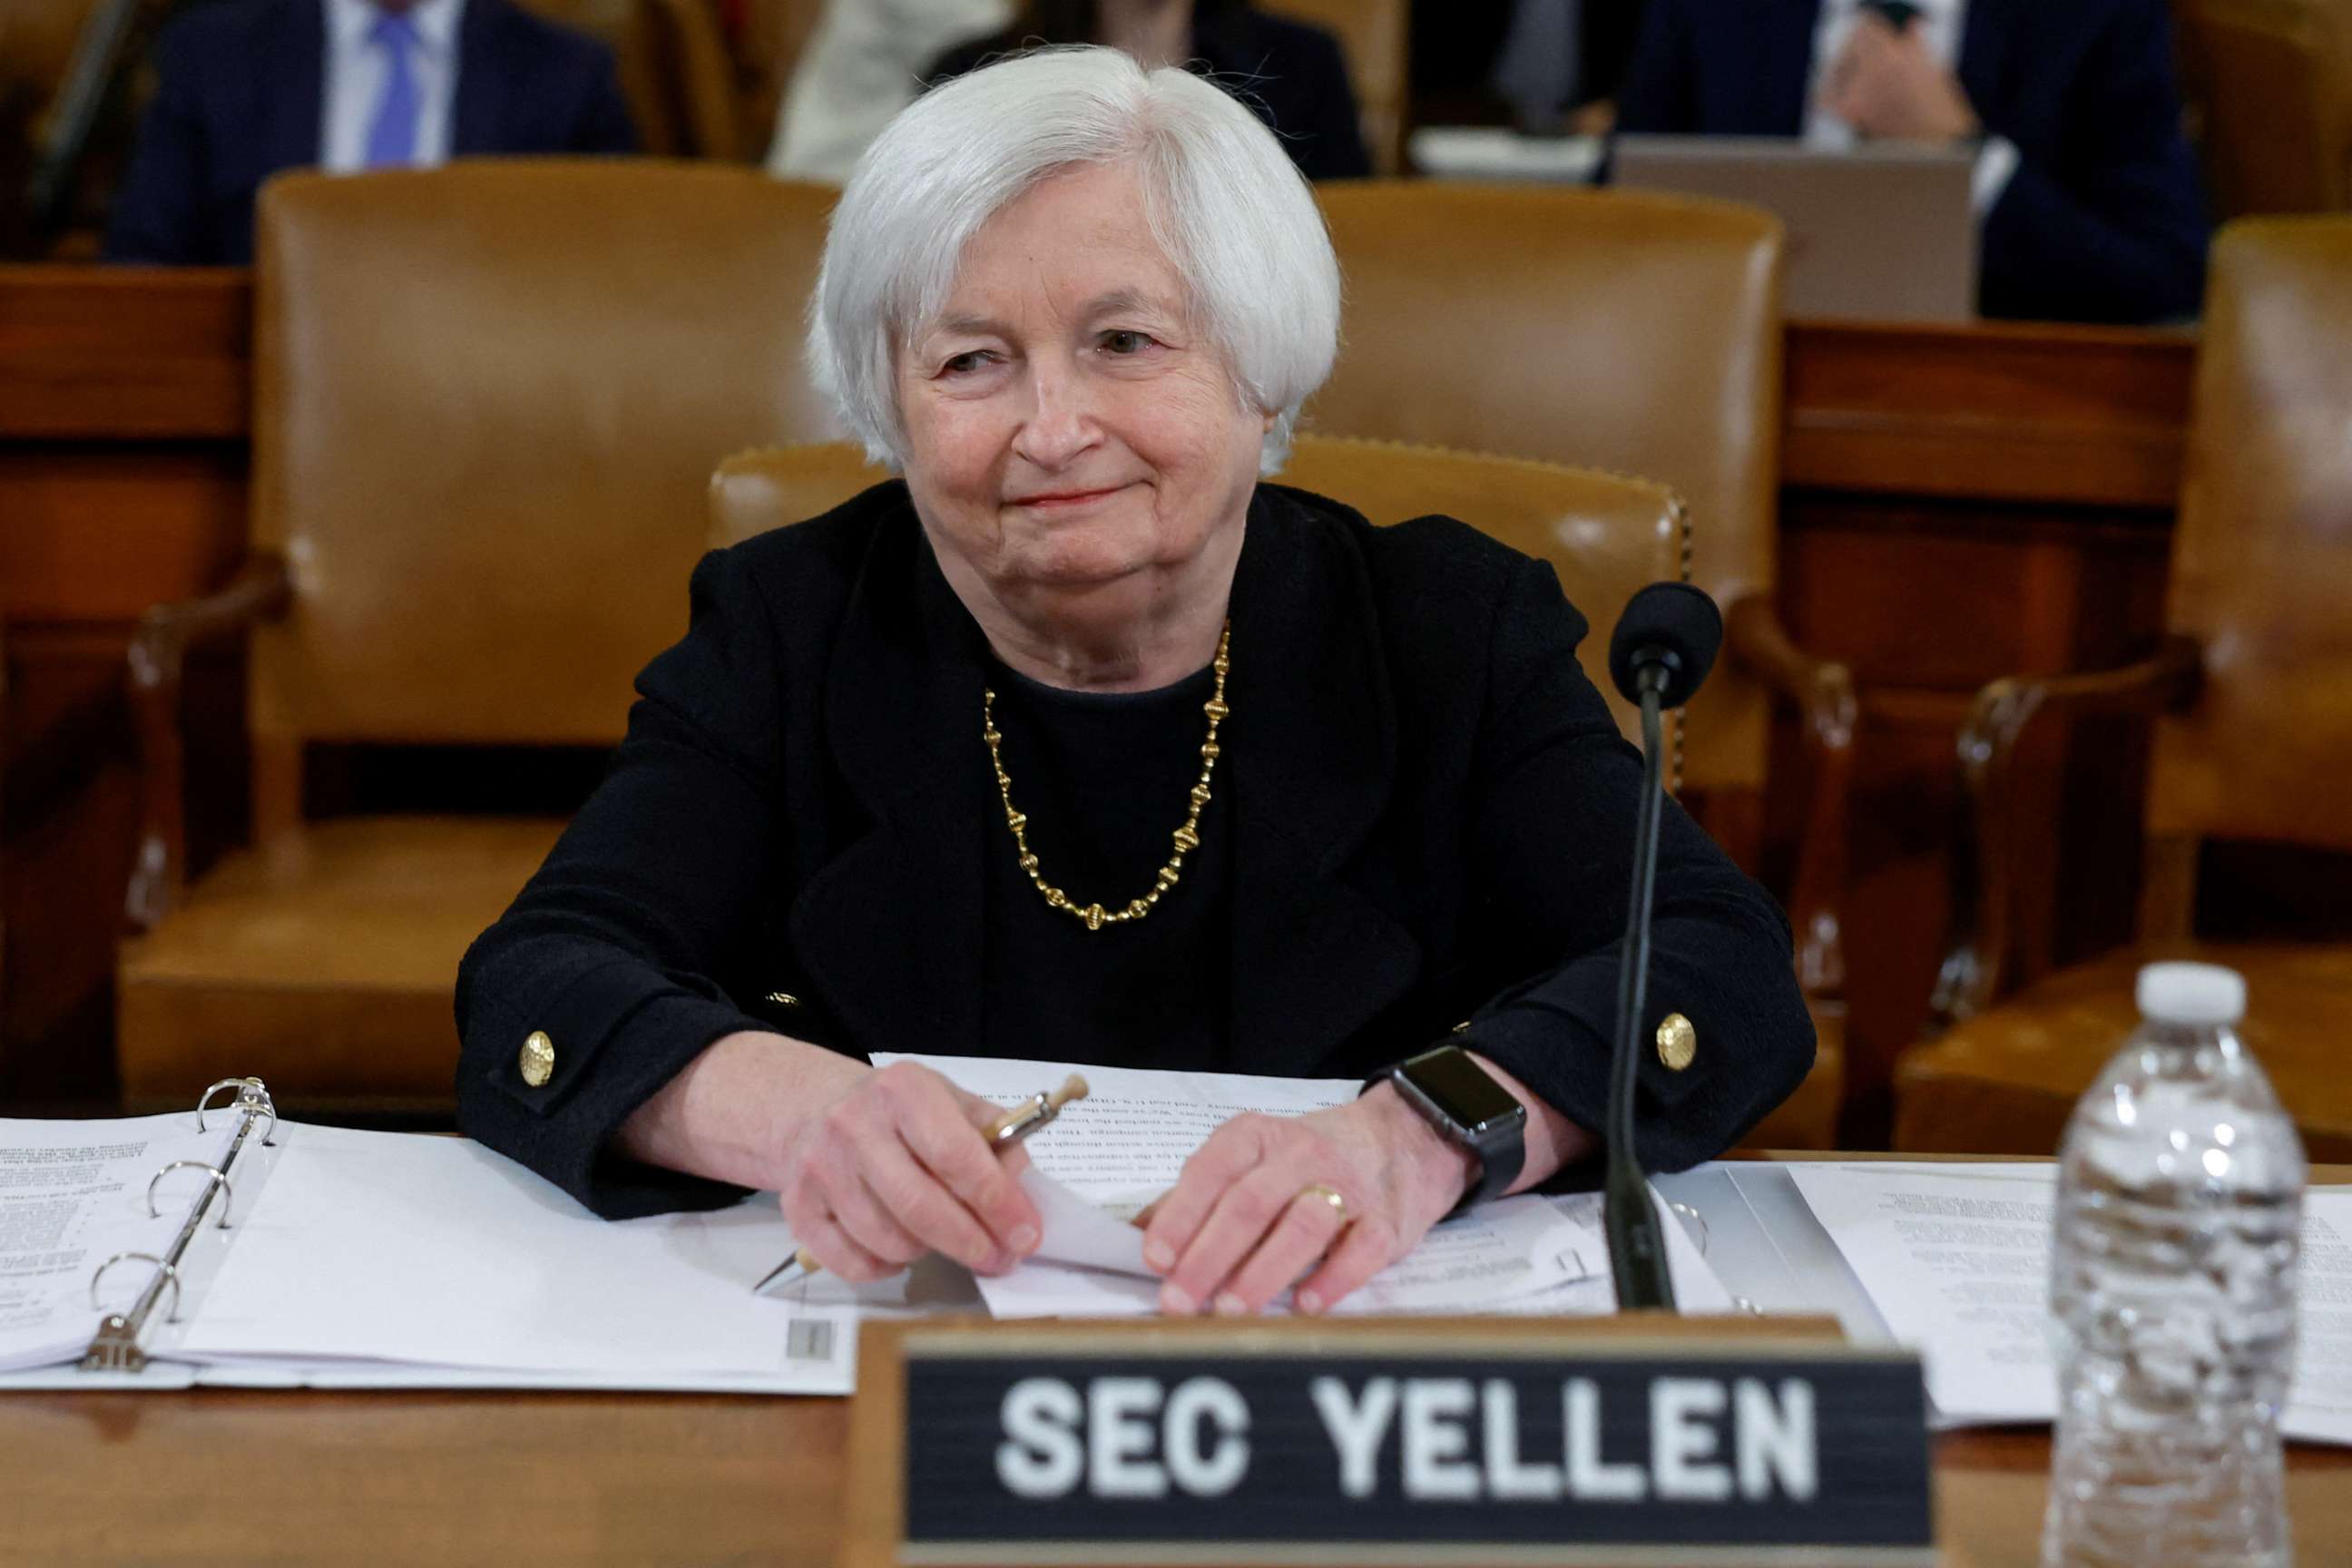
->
(1724, 593, 1857, 1004)
(124, 554, 294, 932)
(1927, 634, 2202, 1029)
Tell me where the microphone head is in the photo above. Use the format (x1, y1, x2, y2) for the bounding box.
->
(1608, 583, 1723, 709)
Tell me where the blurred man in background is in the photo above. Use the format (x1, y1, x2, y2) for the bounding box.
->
(1616, 0, 2209, 323)
(1491, 0, 1645, 132)
(106, 0, 637, 265)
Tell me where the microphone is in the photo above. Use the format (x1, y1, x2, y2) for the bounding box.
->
(1602, 583, 1725, 1310)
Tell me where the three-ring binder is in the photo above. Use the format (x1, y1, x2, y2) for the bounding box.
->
(79, 1077, 277, 1372)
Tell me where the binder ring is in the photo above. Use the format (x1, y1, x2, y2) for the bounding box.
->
(1664, 1199, 1709, 1257)
(89, 1253, 183, 1321)
(195, 1076, 277, 1144)
(147, 1161, 235, 1227)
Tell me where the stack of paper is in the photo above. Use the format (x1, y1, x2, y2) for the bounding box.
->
(3, 1054, 1740, 1395)
(864, 1054, 1728, 1319)
(0, 1113, 242, 1373)
(1784, 1162, 2352, 1446)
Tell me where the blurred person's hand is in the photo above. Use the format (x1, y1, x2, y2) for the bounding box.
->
(1822, 14, 1981, 143)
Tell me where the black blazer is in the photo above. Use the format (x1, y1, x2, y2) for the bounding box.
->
(1615, 0, 2210, 324)
(105, 0, 639, 266)
(927, 11, 1372, 181)
(455, 484, 1815, 1219)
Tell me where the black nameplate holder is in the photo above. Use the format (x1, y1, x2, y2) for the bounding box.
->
(842, 1315, 1933, 1567)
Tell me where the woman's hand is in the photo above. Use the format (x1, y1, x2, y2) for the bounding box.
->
(776, 1060, 1044, 1282)
(1138, 1083, 1477, 1317)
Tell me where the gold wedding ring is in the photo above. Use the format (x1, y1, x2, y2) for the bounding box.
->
(1298, 1183, 1348, 1225)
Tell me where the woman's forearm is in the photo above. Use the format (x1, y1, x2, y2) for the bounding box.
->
(1471, 1051, 1597, 1191)
(620, 1032, 1591, 1205)
(612, 1029, 869, 1191)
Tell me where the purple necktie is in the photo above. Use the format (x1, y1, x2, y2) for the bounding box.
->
(363, 12, 422, 169)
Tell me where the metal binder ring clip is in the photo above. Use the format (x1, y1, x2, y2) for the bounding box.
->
(147, 1161, 234, 1228)
(89, 1253, 183, 1321)
(1665, 1199, 1709, 1257)
(195, 1076, 278, 1144)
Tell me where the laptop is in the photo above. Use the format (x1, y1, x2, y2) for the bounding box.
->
(1611, 134, 1978, 323)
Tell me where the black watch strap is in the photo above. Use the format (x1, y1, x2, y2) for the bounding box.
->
(1365, 1044, 1527, 1219)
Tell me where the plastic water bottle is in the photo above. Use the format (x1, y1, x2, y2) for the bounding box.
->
(2042, 962, 2306, 1567)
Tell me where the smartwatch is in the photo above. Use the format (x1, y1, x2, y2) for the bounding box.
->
(1365, 1044, 1527, 1217)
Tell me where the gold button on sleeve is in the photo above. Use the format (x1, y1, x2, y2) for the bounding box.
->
(1655, 1013, 1697, 1072)
(520, 1030, 555, 1088)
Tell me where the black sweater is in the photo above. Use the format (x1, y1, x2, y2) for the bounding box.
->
(455, 482, 1814, 1217)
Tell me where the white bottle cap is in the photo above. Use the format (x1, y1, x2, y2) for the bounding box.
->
(2135, 962, 2247, 1026)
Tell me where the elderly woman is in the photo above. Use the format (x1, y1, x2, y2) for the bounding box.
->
(456, 46, 1813, 1317)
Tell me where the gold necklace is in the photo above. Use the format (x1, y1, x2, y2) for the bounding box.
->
(983, 623, 1231, 932)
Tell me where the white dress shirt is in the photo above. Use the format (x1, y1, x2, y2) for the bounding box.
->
(320, 0, 468, 173)
(767, 0, 1011, 183)
(1802, 0, 2018, 214)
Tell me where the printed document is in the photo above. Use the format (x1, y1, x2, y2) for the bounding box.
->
(867, 1054, 1735, 1318)
(0, 1113, 240, 1372)
(165, 1122, 857, 1393)
(1787, 1163, 2352, 1445)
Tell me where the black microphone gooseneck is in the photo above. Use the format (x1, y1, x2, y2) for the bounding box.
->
(1602, 583, 1724, 1311)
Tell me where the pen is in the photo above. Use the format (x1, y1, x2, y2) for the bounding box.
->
(752, 1073, 1089, 1294)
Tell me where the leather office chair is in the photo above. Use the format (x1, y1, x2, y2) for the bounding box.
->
(1308, 182, 1851, 1146)
(521, 0, 742, 159)
(0, 0, 104, 249)
(0, 1, 100, 116)
(707, 436, 1837, 1149)
(731, 0, 827, 161)
(1896, 218, 2352, 1160)
(1267, 0, 1410, 174)
(114, 162, 843, 1115)
(2175, 0, 2352, 218)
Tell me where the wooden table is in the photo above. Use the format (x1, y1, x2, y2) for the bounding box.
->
(6, 1158, 2345, 1566)
(0, 267, 2207, 1141)
(1, 1390, 2342, 1566)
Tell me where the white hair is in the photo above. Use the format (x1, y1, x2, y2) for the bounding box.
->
(807, 44, 1341, 474)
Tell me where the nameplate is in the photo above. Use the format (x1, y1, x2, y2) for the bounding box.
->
(842, 1316, 1932, 1567)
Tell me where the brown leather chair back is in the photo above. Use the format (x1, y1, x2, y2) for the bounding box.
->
(708, 440, 882, 550)
(708, 436, 1689, 755)
(1266, 0, 1409, 174)
(0, 0, 102, 150)
(2152, 215, 2352, 855)
(1307, 182, 1783, 794)
(2176, 0, 2352, 217)
(0, 1, 101, 88)
(518, 0, 741, 157)
(734, 0, 829, 159)
(250, 163, 839, 786)
(648, 0, 748, 161)
(0, 0, 103, 80)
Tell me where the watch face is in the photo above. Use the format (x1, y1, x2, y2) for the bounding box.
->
(1404, 1048, 1523, 1134)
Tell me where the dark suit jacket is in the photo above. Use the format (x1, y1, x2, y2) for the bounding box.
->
(928, 10, 1372, 181)
(455, 482, 1815, 1220)
(105, 0, 639, 266)
(1615, 0, 2210, 324)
